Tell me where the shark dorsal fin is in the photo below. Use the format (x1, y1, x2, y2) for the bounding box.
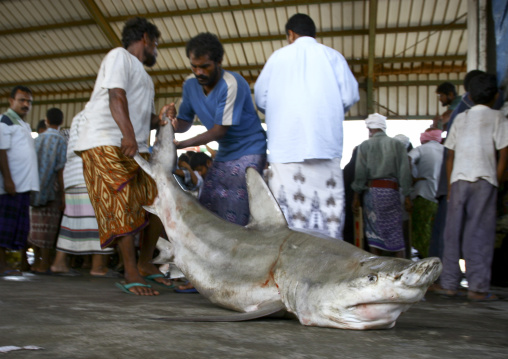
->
(245, 167, 287, 229)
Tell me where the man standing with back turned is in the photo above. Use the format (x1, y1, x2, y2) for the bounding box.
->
(255, 13, 359, 240)
(74, 17, 171, 295)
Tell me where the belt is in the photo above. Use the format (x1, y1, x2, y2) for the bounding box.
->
(368, 179, 399, 190)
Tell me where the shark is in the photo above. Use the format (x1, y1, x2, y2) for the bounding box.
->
(135, 123, 442, 330)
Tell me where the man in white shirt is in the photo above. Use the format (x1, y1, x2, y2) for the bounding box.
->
(440, 73, 508, 301)
(254, 13, 359, 240)
(75, 17, 171, 295)
(0, 86, 39, 276)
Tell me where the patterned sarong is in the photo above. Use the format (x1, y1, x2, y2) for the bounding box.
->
(29, 195, 63, 249)
(0, 192, 30, 250)
(363, 183, 405, 252)
(199, 154, 266, 226)
(56, 185, 114, 255)
(80, 146, 157, 248)
(268, 158, 345, 240)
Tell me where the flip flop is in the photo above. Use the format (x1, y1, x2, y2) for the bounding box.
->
(174, 281, 198, 293)
(174, 287, 199, 293)
(0, 269, 23, 277)
(144, 273, 174, 289)
(115, 282, 152, 294)
(468, 292, 499, 302)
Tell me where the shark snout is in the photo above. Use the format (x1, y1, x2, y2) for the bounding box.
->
(398, 257, 442, 287)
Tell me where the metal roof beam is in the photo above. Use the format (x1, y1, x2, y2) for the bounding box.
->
(0, 1, 362, 36)
(80, 0, 122, 48)
(366, 0, 377, 114)
(0, 56, 467, 89)
(0, 23, 467, 65)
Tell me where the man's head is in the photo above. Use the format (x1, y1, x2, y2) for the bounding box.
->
(190, 152, 212, 178)
(463, 70, 485, 92)
(46, 107, 64, 127)
(436, 82, 457, 107)
(365, 113, 387, 137)
(469, 73, 498, 106)
(9, 86, 33, 118)
(122, 17, 160, 67)
(37, 119, 47, 134)
(178, 153, 190, 167)
(186, 33, 224, 89)
(420, 128, 442, 144)
(285, 14, 316, 43)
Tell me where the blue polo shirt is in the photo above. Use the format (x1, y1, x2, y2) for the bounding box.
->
(178, 70, 267, 162)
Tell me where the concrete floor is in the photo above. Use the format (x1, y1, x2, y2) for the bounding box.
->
(1, 272, 508, 359)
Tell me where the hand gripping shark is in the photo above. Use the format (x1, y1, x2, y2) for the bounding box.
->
(134, 123, 442, 330)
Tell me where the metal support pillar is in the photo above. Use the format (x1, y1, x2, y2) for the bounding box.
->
(367, 0, 377, 115)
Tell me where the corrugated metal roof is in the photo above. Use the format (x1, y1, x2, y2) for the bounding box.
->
(0, 0, 468, 128)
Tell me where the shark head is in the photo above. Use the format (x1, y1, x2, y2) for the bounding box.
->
(291, 256, 442, 330)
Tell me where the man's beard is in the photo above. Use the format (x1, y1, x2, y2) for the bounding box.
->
(143, 50, 156, 67)
(197, 66, 220, 87)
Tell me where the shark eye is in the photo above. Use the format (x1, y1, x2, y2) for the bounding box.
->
(368, 274, 377, 283)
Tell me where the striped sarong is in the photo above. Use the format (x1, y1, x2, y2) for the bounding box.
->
(363, 183, 405, 252)
(55, 185, 113, 255)
(0, 192, 31, 250)
(199, 154, 266, 226)
(80, 146, 157, 248)
(268, 158, 345, 240)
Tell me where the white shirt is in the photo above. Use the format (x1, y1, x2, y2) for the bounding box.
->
(63, 111, 86, 189)
(445, 105, 508, 187)
(0, 116, 39, 194)
(408, 141, 444, 202)
(75, 47, 155, 153)
(254, 36, 359, 163)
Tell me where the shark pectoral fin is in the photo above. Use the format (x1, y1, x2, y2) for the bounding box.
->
(134, 153, 154, 179)
(151, 302, 286, 322)
(245, 167, 288, 228)
(142, 205, 159, 216)
(142, 196, 161, 216)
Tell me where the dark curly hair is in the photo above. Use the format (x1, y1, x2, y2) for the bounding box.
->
(436, 82, 457, 97)
(469, 73, 498, 105)
(186, 33, 224, 63)
(190, 152, 211, 170)
(10, 85, 32, 98)
(46, 107, 64, 126)
(121, 17, 160, 49)
(285, 13, 316, 38)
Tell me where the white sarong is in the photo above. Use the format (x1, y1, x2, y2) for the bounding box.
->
(268, 158, 344, 240)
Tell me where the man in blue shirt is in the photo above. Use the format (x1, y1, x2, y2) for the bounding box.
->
(169, 32, 267, 227)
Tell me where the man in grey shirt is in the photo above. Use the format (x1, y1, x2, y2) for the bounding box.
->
(352, 113, 412, 258)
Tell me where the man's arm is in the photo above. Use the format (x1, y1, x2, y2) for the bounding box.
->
(108, 88, 137, 157)
(446, 149, 455, 200)
(0, 149, 15, 195)
(57, 168, 65, 210)
(497, 147, 508, 184)
(175, 124, 228, 149)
